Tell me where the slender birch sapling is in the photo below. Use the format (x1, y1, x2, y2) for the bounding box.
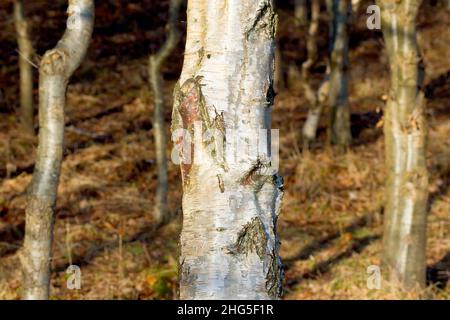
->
(14, 0, 34, 135)
(172, 0, 284, 299)
(377, 0, 429, 290)
(301, 0, 331, 147)
(328, 0, 351, 147)
(20, 0, 94, 300)
(149, 0, 182, 223)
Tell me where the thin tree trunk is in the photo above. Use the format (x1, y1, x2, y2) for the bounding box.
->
(274, 44, 285, 91)
(301, 0, 329, 146)
(172, 0, 283, 299)
(20, 0, 94, 300)
(302, 73, 329, 147)
(148, 0, 182, 223)
(328, 0, 351, 147)
(295, 0, 308, 27)
(351, 0, 361, 13)
(14, 0, 34, 135)
(377, 0, 428, 290)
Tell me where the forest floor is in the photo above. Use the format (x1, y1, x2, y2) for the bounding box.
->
(0, 0, 449, 299)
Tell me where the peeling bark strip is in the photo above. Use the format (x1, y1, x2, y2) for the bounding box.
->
(377, 0, 428, 290)
(233, 217, 267, 258)
(21, 0, 94, 300)
(328, 0, 351, 146)
(173, 0, 283, 299)
(149, 0, 182, 223)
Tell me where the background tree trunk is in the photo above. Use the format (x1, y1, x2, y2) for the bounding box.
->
(301, 0, 330, 147)
(148, 0, 182, 223)
(328, 0, 351, 147)
(14, 0, 34, 135)
(295, 0, 308, 27)
(20, 0, 94, 300)
(172, 0, 283, 299)
(274, 44, 285, 91)
(377, 0, 428, 290)
(351, 0, 361, 13)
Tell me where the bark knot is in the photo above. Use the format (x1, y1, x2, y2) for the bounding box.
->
(41, 49, 69, 76)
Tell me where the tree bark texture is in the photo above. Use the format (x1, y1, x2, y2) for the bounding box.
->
(20, 0, 94, 300)
(172, 0, 284, 299)
(149, 0, 182, 223)
(328, 0, 351, 146)
(377, 0, 428, 290)
(14, 0, 34, 135)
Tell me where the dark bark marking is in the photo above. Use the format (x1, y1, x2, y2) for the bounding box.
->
(234, 217, 267, 259)
(245, 1, 277, 41)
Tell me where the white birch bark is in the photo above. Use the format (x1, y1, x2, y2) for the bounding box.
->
(377, 0, 428, 290)
(172, 0, 283, 299)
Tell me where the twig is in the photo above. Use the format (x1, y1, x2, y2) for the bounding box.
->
(15, 49, 38, 69)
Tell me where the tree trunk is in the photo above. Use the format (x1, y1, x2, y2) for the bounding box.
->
(301, 0, 329, 146)
(377, 0, 428, 290)
(328, 0, 351, 147)
(14, 0, 34, 135)
(20, 0, 94, 300)
(148, 0, 182, 222)
(295, 0, 308, 27)
(302, 74, 329, 147)
(351, 0, 361, 13)
(274, 44, 285, 92)
(172, 0, 283, 299)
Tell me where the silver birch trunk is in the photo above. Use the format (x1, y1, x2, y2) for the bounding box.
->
(149, 0, 182, 222)
(172, 0, 284, 299)
(14, 0, 34, 135)
(377, 0, 428, 290)
(328, 0, 351, 147)
(20, 0, 94, 300)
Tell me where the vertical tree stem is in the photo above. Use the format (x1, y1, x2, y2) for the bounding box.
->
(377, 0, 428, 290)
(328, 0, 351, 147)
(295, 0, 308, 27)
(173, 0, 283, 299)
(302, 0, 330, 146)
(14, 0, 34, 135)
(20, 0, 94, 300)
(149, 0, 182, 223)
